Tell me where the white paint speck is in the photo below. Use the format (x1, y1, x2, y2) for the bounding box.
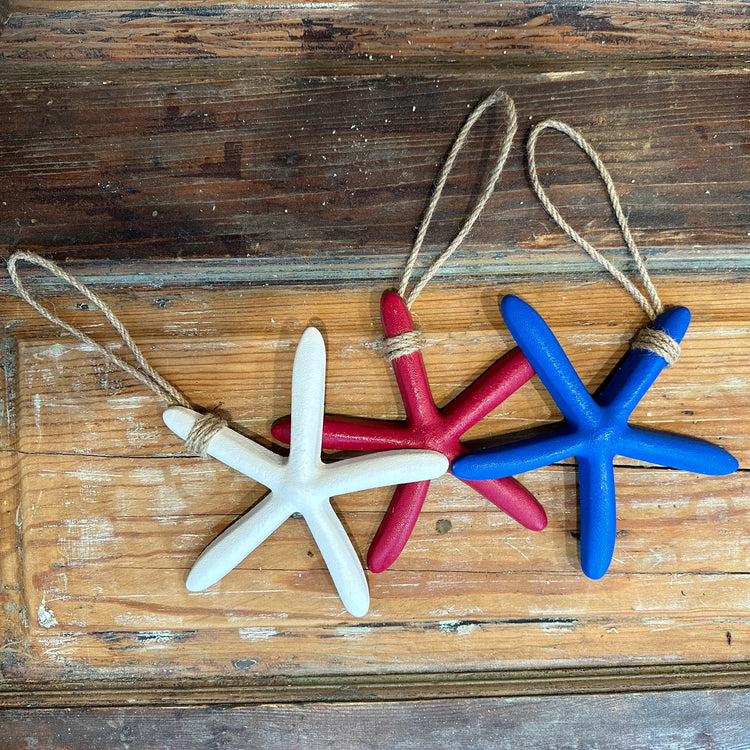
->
(440, 620, 479, 636)
(239, 627, 278, 641)
(38, 597, 58, 629)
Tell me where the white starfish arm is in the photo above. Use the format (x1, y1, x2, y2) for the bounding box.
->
(186, 492, 293, 591)
(303, 499, 370, 617)
(163, 406, 285, 488)
(288, 327, 326, 472)
(324, 449, 449, 497)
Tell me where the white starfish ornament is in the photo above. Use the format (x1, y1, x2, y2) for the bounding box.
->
(163, 327, 449, 617)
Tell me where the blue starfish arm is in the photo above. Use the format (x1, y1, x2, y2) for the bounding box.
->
(620, 424, 739, 475)
(303, 500, 370, 617)
(452, 426, 585, 479)
(288, 327, 326, 468)
(324, 450, 449, 497)
(578, 456, 617, 580)
(185, 492, 293, 591)
(501, 295, 597, 427)
(597, 306, 691, 417)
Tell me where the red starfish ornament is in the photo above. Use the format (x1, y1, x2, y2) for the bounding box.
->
(272, 291, 547, 572)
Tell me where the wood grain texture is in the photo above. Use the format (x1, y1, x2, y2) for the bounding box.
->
(3, 689, 750, 749)
(1, 63, 748, 286)
(0, 281, 747, 691)
(2, 1, 750, 62)
(0, 67, 750, 285)
(2, 0, 750, 733)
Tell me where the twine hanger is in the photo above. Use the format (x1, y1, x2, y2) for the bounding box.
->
(526, 119, 681, 366)
(382, 87, 518, 362)
(7, 251, 227, 455)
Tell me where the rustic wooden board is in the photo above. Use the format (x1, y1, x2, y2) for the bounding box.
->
(4, 689, 750, 749)
(3, 1, 750, 62)
(2, 2, 750, 741)
(1, 62, 748, 283)
(0, 280, 747, 692)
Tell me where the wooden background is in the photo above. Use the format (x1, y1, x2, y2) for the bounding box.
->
(1, 1, 750, 747)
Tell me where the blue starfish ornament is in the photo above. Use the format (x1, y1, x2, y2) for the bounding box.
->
(452, 294, 738, 580)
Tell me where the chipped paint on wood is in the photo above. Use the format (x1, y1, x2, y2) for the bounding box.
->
(37, 597, 58, 629)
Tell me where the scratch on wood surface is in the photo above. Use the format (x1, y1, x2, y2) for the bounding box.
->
(438, 620, 481, 636)
(238, 627, 279, 641)
(58, 517, 116, 561)
(335, 625, 372, 640)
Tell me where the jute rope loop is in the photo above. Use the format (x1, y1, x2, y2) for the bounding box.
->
(7, 251, 227, 455)
(526, 120, 680, 366)
(384, 87, 518, 360)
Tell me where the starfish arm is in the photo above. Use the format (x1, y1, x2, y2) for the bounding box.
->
(621, 425, 739, 476)
(452, 426, 583, 480)
(381, 291, 439, 426)
(272, 414, 417, 451)
(597, 307, 692, 418)
(461, 477, 548, 531)
(501, 295, 598, 426)
(441, 346, 535, 438)
(578, 455, 617, 580)
(324, 449, 449, 497)
(288, 327, 326, 470)
(367, 480, 431, 573)
(185, 492, 292, 591)
(163, 406, 285, 488)
(303, 499, 370, 617)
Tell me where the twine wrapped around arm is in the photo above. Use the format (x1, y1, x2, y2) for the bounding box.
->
(7, 251, 227, 454)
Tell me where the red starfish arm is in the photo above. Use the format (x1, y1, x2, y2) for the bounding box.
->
(367, 480, 431, 573)
(321, 415, 418, 450)
(381, 291, 439, 427)
(271, 414, 416, 451)
(460, 476, 547, 531)
(441, 346, 534, 439)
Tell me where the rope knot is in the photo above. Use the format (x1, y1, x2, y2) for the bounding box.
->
(184, 411, 228, 458)
(380, 330, 426, 362)
(631, 326, 681, 367)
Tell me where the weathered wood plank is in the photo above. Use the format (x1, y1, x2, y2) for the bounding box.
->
(0, 336, 25, 670)
(3, 690, 750, 749)
(1, 281, 747, 684)
(6, 572, 749, 681)
(3, 1, 750, 62)
(1, 64, 749, 284)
